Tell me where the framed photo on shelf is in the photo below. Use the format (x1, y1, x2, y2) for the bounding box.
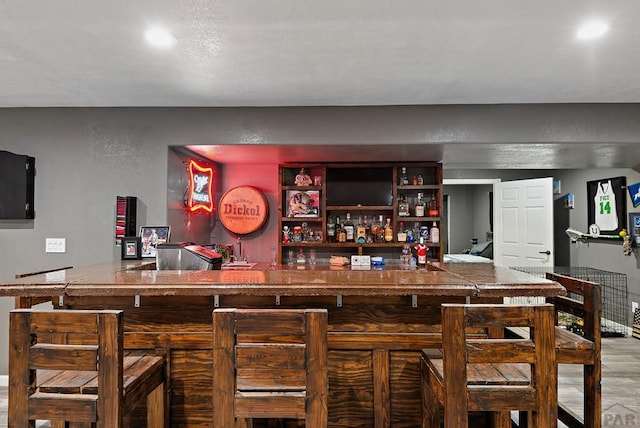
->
(121, 236, 142, 260)
(286, 190, 320, 218)
(140, 226, 171, 258)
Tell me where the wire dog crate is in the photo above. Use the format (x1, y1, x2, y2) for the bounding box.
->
(510, 266, 628, 337)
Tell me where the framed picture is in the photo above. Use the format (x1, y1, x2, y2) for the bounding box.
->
(586, 176, 626, 235)
(286, 190, 320, 218)
(140, 226, 171, 258)
(121, 236, 141, 260)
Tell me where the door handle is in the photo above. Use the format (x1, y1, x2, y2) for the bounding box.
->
(539, 250, 551, 255)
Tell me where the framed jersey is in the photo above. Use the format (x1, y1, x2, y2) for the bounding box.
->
(587, 176, 626, 235)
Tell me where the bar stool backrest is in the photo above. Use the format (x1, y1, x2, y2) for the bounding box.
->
(212, 308, 328, 427)
(9, 309, 125, 427)
(422, 303, 558, 428)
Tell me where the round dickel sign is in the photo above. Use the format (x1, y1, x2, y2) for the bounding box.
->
(218, 186, 269, 235)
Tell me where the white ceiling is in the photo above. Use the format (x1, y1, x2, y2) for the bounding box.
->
(2, 1, 640, 168)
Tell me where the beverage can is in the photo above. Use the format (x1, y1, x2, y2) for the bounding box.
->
(419, 226, 429, 240)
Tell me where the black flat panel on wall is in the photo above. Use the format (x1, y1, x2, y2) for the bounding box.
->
(0, 150, 35, 219)
(326, 167, 393, 206)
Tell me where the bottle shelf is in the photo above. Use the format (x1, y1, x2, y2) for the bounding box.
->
(282, 242, 325, 246)
(396, 185, 440, 190)
(396, 216, 440, 222)
(281, 242, 441, 248)
(326, 205, 393, 211)
(282, 185, 322, 191)
(282, 217, 323, 222)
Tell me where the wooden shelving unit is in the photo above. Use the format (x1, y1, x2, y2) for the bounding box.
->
(278, 162, 443, 264)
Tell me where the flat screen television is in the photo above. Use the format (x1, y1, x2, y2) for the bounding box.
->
(326, 167, 393, 206)
(0, 150, 35, 219)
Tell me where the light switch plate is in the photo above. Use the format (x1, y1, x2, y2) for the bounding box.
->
(45, 238, 66, 253)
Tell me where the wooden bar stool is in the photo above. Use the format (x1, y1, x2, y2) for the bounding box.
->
(509, 273, 601, 428)
(8, 309, 168, 428)
(421, 303, 557, 428)
(212, 308, 328, 428)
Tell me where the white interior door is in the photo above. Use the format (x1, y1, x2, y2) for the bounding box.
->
(493, 177, 554, 268)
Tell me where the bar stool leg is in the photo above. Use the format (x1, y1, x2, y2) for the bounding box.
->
(492, 411, 511, 428)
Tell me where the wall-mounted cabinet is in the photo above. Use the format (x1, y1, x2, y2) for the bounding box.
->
(278, 162, 443, 265)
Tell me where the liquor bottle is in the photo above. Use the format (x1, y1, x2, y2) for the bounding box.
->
(356, 214, 367, 244)
(397, 221, 407, 242)
(384, 218, 394, 242)
(417, 173, 424, 185)
(336, 216, 345, 243)
(428, 193, 439, 216)
(344, 212, 355, 242)
(364, 215, 372, 243)
(400, 167, 409, 185)
(415, 192, 426, 217)
(297, 247, 306, 265)
(398, 196, 410, 217)
(374, 215, 384, 243)
(430, 221, 440, 244)
(337, 221, 346, 243)
(406, 228, 415, 243)
(326, 216, 335, 243)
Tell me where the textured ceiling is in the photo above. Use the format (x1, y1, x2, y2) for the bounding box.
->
(2, 1, 639, 169)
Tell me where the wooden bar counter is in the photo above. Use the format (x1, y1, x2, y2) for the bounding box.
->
(1, 261, 564, 428)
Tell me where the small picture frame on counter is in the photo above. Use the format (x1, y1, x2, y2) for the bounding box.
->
(140, 226, 171, 258)
(121, 236, 142, 260)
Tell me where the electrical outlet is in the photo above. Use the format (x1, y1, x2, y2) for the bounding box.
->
(633, 301, 639, 313)
(45, 238, 66, 253)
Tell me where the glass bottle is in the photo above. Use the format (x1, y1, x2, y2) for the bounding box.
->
(399, 196, 410, 217)
(428, 193, 439, 216)
(326, 216, 335, 243)
(356, 214, 367, 244)
(406, 228, 415, 244)
(344, 212, 355, 242)
(400, 167, 408, 185)
(336, 216, 347, 242)
(337, 219, 346, 243)
(384, 218, 394, 242)
(401, 243, 411, 268)
(364, 215, 372, 243)
(397, 221, 407, 242)
(373, 215, 384, 243)
(430, 221, 440, 244)
(296, 247, 306, 265)
(415, 192, 426, 217)
(417, 173, 424, 185)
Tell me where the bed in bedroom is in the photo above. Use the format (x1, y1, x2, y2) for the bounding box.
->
(444, 253, 493, 263)
(444, 240, 493, 263)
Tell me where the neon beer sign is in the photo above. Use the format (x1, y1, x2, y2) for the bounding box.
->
(187, 159, 214, 213)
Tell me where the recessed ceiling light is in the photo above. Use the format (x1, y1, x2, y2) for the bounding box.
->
(576, 20, 609, 40)
(145, 27, 178, 47)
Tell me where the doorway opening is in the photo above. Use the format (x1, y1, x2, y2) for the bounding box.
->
(442, 178, 500, 264)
